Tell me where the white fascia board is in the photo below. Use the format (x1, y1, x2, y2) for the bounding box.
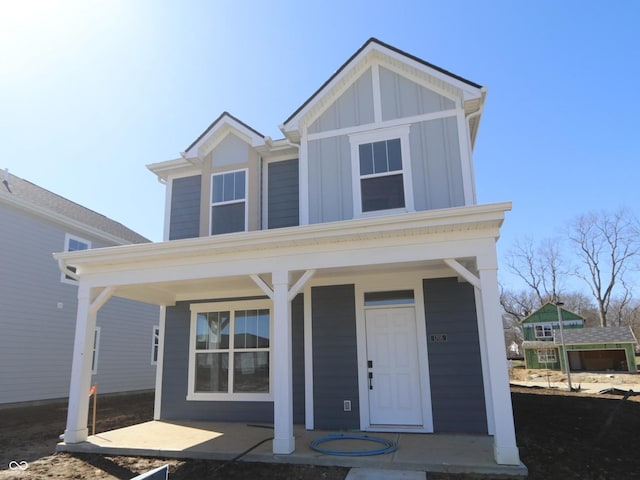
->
(146, 158, 202, 183)
(53, 202, 511, 289)
(282, 45, 374, 134)
(0, 193, 137, 246)
(185, 116, 265, 159)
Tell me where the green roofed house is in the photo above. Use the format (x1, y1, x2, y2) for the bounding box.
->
(521, 303, 638, 372)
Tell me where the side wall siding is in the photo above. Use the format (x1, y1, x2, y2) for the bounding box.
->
(169, 175, 201, 240)
(423, 278, 488, 434)
(0, 202, 157, 404)
(308, 137, 353, 224)
(268, 159, 300, 229)
(410, 118, 465, 211)
(311, 284, 360, 430)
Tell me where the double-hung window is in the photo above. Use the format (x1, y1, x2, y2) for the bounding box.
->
(350, 126, 413, 217)
(210, 169, 247, 235)
(534, 324, 554, 339)
(537, 348, 557, 364)
(61, 234, 90, 284)
(188, 300, 271, 401)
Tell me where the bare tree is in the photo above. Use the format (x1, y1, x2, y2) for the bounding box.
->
(505, 237, 567, 304)
(568, 208, 640, 327)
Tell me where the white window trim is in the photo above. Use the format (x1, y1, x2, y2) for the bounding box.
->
(187, 299, 273, 402)
(91, 327, 101, 375)
(61, 233, 91, 284)
(151, 325, 160, 365)
(534, 324, 554, 339)
(349, 125, 414, 218)
(537, 348, 557, 363)
(210, 168, 249, 235)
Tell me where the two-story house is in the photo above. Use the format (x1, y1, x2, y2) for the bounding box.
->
(0, 171, 159, 405)
(521, 303, 637, 372)
(54, 38, 521, 466)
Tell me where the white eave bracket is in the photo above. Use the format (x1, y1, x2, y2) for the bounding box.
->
(250, 270, 316, 302)
(444, 258, 480, 289)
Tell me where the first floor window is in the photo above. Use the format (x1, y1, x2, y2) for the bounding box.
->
(537, 348, 557, 363)
(62, 234, 91, 283)
(190, 301, 271, 398)
(91, 327, 101, 374)
(211, 169, 247, 235)
(151, 325, 160, 364)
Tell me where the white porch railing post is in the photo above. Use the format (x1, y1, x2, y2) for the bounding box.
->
(477, 263, 521, 465)
(272, 270, 295, 454)
(64, 284, 98, 443)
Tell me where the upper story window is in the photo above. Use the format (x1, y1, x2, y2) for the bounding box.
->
(211, 169, 247, 235)
(61, 233, 91, 284)
(535, 324, 554, 339)
(350, 126, 413, 217)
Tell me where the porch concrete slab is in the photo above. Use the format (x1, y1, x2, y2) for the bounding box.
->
(57, 421, 527, 478)
(346, 467, 426, 479)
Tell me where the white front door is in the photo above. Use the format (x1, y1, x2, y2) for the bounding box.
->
(365, 307, 422, 426)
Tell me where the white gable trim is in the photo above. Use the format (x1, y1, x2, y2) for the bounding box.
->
(185, 114, 264, 160)
(282, 40, 482, 136)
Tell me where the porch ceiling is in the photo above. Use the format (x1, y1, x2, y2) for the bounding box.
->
(53, 203, 510, 306)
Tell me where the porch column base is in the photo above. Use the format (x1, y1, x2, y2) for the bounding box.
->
(63, 427, 88, 444)
(494, 443, 522, 466)
(273, 436, 295, 454)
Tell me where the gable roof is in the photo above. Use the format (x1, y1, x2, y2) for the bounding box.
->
(283, 37, 481, 127)
(554, 326, 638, 346)
(522, 302, 584, 324)
(183, 111, 265, 159)
(0, 171, 149, 245)
(281, 37, 485, 140)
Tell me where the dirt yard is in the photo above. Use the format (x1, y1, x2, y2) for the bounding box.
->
(1, 374, 640, 479)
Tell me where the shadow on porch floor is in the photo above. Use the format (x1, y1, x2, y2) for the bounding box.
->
(57, 421, 527, 477)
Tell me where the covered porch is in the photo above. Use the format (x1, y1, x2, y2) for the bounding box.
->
(57, 420, 527, 477)
(54, 202, 522, 469)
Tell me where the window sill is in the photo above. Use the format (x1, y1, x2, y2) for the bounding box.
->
(187, 392, 273, 402)
(356, 207, 413, 219)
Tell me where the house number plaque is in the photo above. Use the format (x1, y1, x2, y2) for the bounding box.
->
(429, 334, 448, 343)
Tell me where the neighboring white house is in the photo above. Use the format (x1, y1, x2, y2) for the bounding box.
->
(0, 171, 159, 405)
(55, 38, 521, 466)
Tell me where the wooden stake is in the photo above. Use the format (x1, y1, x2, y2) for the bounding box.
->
(92, 385, 97, 436)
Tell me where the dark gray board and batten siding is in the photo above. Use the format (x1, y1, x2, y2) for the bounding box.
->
(267, 159, 299, 229)
(423, 278, 487, 434)
(160, 296, 305, 424)
(311, 284, 360, 430)
(169, 175, 201, 240)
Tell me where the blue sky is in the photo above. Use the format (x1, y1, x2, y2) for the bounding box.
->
(1, 1, 638, 291)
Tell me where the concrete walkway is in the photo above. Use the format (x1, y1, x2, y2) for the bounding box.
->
(58, 421, 527, 478)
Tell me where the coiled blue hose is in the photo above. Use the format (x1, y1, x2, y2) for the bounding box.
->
(310, 433, 397, 456)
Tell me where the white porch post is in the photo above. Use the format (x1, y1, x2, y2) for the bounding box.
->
(272, 270, 295, 454)
(477, 256, 521, 466)
(64, 285, 97, 443)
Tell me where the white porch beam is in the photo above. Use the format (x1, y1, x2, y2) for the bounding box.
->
(444, 258, 480, 289)
(250, 274, 274, 299)
(272, 270, 295, 454)
(64, 285, 114, 443)
(288, 270, 315, 302)
(476, 260, 521, 465)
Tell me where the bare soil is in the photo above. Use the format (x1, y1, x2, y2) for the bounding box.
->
(1, 375, 640, 479)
